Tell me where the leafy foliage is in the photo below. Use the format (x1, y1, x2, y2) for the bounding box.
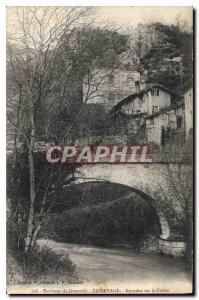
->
(8, 243, 79, 284)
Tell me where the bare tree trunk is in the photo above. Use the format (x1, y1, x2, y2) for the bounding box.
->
(24, 108, 35, 253)
(184, 203, 193, 263)
(12, 84, 22, 172)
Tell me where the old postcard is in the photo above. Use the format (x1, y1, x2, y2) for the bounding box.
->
(6, 6, 193, 294)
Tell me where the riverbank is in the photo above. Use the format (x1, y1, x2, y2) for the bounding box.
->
(7, 245, 82, 287)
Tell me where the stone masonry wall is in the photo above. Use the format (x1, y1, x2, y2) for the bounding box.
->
(83, 69, 141, 112)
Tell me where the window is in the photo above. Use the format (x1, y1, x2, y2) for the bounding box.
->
(177, 115, 183, 129)
(135, 80, 140, 92)
(136, 110, 141, 114)
(153, 105, 159, 113)
(175, 107, 182, 115)
(189, 128, 193, 138)
(152, 89, 159, 96)
(149, 118, 154, 125)
(108, 73, 114, 83)
(132, 110, 134, 114)
(189, 93, 192, 105)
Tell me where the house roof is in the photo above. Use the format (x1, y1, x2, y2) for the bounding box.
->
(112, 84, 178, 111)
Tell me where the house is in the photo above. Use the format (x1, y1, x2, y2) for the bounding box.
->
(145, 103, 185, 145)
(111, 83, 175, 134)
(112, 84, 174, 117)
(184, 86, 193, 141)
(112, 83, 184, 145)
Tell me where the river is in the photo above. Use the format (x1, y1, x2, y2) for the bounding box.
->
(38, 238, 192, 293)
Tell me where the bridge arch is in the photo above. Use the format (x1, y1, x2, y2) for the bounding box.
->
(69, 163, 186, 256)
(70, 179, 170, 240)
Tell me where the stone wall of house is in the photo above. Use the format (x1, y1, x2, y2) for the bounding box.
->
(184, 87, 193, 140)
(168, 107, 185, 129)
(146, 114, 168, 145)
(146, 106, 185, 145)
(83, 69, 141, 112)
(149, 89, 171, 114)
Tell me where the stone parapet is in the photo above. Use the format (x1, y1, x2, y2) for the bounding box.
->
(158, 238, 185, 257)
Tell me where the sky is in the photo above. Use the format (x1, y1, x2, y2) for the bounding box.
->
(6, 6, 193, 39)
(94, 6, 193, 30)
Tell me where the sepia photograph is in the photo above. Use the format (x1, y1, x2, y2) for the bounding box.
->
(6, 5, 193, 295)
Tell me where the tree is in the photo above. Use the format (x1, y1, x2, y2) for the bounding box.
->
(7, 7, 128, 253)
(158, 141, 193, 261)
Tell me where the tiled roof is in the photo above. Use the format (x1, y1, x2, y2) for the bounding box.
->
(113, 84, 178, 111)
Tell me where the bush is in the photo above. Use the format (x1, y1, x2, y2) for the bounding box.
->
(18, 243, 79, 284)
(41, 196, 161, 249)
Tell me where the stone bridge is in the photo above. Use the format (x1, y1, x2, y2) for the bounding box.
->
(72, 163, 188, 256)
